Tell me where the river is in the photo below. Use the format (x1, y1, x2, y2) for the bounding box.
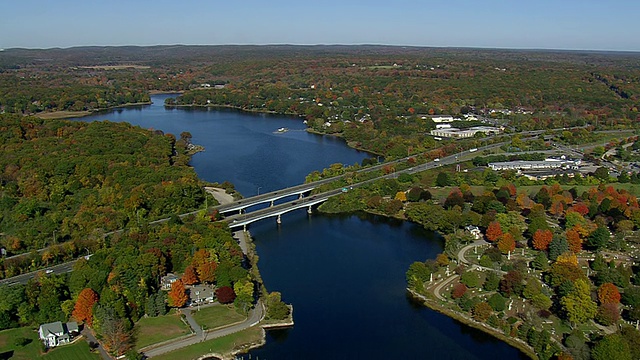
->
(77, 95, 526, 359)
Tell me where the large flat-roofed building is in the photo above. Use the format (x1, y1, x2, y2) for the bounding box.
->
(488, 159, 579, 171)
(430, 126, 501, 138)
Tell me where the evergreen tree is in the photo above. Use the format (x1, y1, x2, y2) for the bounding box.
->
(549, 235, 569, 261)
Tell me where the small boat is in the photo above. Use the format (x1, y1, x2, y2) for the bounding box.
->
(275, 127, 289, 133)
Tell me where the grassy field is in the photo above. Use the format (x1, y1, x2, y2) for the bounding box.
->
(135, 312, 191, 350)
(191, 305, 246, 331)
(42, 341, 99, 360)
(152, 327, 263, 360)
(0, 326, 97, 360)
(0, 326, 41, 360)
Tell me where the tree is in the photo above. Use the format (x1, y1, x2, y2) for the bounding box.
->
(587, 226, 610, 250)
(72, 288, 99, 327)
(452, 283, 468, 299)
(549, 235, 569, 261)
(595, 303, 620, 326)
(182, 265, 198, 285)
(436, 172, 451, 187)
(566, 228, 583, 253)
(472, 302, 493, 322)
(197, 261, 217, 284)
(561, 279, 597, 324)
(497, 233, 516, 254)
(486, 221, 503, 242)
(215, 286, 236, 304)
(500, 271, 524, 297)
(591, 334, 631, 360)
(531, 251, 549, 271)
(394, 191, 407, 202)
(488, 293, 506, 311)
(597, 283, 621, 305)
(532, 229, 553, 251)
(168, 279, 188, 308)
(101, 316, 132, 357)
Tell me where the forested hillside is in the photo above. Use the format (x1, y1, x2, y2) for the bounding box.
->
(0, 114, 208, 274)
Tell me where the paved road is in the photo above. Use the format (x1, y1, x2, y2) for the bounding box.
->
(433, 274, 459, 301)
(81, 328, 112, 360)
(142, 301, 264, 358)
(0, 259, 78, 286)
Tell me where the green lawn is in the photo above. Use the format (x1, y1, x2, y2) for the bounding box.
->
(152, 327, 263, 360)
(135, 312, 191, 350)
(0, 326, 42, 360)
(42, 341, 99, 360)
(191, 305, 246, 331)
(0, 326, 97, 360)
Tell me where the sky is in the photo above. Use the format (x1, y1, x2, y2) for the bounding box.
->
(1, 0, 638, 51)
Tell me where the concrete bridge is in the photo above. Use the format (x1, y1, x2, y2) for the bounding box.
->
(222, 190, 340, 229)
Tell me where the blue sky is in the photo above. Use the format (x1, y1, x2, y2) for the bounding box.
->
(1, 0, 638, 51)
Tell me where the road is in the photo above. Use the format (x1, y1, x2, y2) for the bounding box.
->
(142, 301, 264, 358)
(0, 259, 78, 286)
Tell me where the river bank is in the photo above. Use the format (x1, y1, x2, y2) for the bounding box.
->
(408, 289, 537, 360)
(34, 101, 152, 119)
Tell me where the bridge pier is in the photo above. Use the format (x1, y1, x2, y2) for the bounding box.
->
(270, 200, 274, 207)
(299, 193, 304, 199)
(276, 214, 281, 224)
(307, 206, 312, 214)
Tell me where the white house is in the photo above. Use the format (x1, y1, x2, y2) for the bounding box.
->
(161, 273, 179, 290)
(39, 321, 78, 348)
(431, 115, 454, 123)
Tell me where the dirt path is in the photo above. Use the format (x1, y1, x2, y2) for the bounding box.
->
(205, 187, 234, 205)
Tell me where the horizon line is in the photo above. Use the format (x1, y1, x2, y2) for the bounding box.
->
(2, 43, 639, 54)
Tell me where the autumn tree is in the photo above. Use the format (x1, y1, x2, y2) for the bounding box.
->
(486, 221, 503, 242)
(595, 303, 620, 326)
(215, 286, 236, 304)
(452, 283, 467, 299)
(497, 233, 516, 254)
(597, 283, 621, 305)
(72, 288, 99, 327)
(394, 191, 407, 202)
(532, 229, 553, 251)
(182, 265, 198, 285)
(472, 302, 493, 322)
(197, 261, 218, 284)
(168, 279, 188, 308)
(566, 228, 583, 253)
(561, 279, 597, 324)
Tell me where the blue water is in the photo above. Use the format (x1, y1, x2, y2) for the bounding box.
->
(74, 96, 525, 359)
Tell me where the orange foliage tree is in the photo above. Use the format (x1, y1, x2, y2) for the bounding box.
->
(532, 229, 553, 251)
(566, 228, 583, 253)
(597, 283, 621, 305)
(497, 233, 516, 254)
(198, 261, 218, 284)
(72, 288, 99, 327)
(486, 221, 503, 242)
(182, 265, 198, 285)
(168, 279, 188, 308)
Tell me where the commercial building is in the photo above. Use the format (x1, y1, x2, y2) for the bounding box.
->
(430, 126, 501, 139)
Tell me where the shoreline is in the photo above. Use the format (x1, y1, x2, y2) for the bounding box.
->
(407, 289, 538, 360)
(34, 101, 152, 120)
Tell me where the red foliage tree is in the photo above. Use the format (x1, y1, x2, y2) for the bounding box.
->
(597, 283, 621, 305)
(215, 286, 236, 304)
(486, 221, 503, 242)
(168, 279, 188, 308)
(72, 288, 99, 327)
(566, 228, 583, 253)
(497, 233, 516, 254)
(532, 229, 553, 251)
(569, 202, 590, 216)
(452, 283, 468, 299)
(182, 265, 198, 285)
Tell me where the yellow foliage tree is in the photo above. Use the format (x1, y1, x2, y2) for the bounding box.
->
(395, 191, 407, 202)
